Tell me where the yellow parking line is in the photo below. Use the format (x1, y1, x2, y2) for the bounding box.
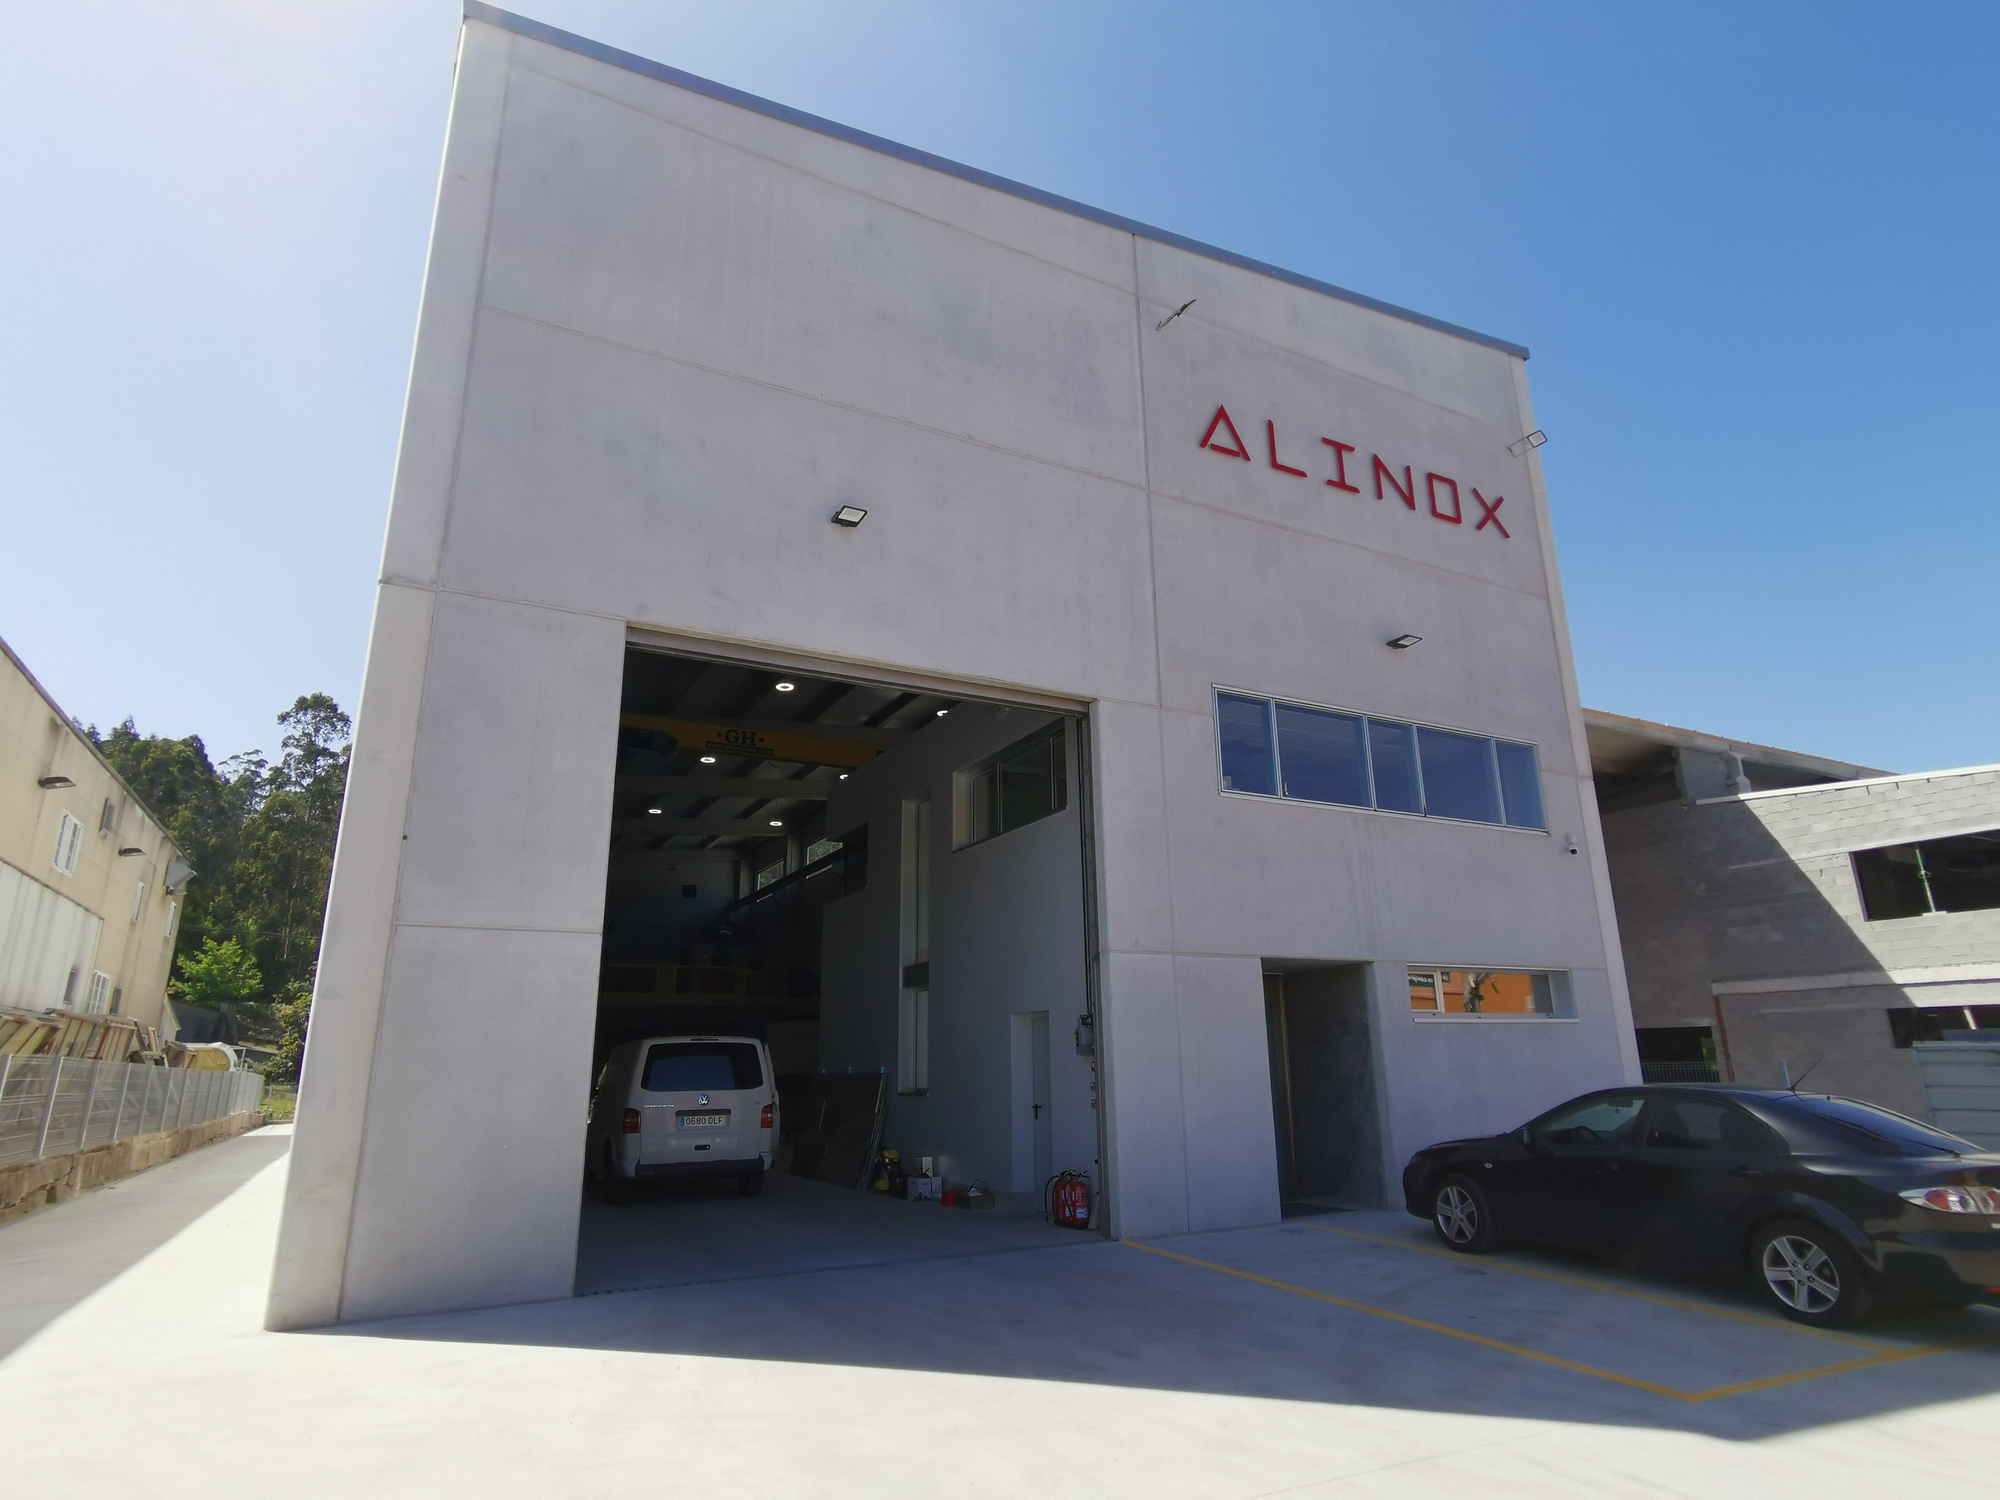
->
(1302, 1222, 1881, 1348)
(1124, 1240, 1691, 1400)
(1123, 1239, 1999, 1404)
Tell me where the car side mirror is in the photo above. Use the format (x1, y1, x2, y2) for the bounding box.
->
(1518, 1127, 1537, 1152)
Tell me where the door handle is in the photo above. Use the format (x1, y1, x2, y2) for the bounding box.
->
(1729, 1165, 1763, 1178)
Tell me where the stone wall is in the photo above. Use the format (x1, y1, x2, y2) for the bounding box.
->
(0, 1108, 269, 1225)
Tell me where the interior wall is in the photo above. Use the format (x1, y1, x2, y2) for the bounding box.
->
(819, 702, 1093, 1205)
(599, 850, 740, 965)
(1275, 965, 1387, 1207)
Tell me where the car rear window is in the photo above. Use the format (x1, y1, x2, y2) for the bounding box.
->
(641, 1043, 763, 1093)
(1765, 1096, 1975, 1157)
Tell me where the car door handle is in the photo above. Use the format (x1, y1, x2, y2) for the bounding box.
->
(1729, 1165, 1764, 1178)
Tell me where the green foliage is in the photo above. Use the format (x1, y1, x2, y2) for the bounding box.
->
(94, 693, 351, 1065)
(263, 980, 313, 1085)
(169, 937, 264, 1010)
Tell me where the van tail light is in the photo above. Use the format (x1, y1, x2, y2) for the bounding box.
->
(1900, 1185, 2000, 1214)
(760, 1103, 774, 1130)
(622, 1108, 642, 1135)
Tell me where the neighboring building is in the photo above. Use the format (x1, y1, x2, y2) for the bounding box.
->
(271, 6, 1638, 1329)
(0, 636, 188, 1039)
(1589, 709, 2000, 1124)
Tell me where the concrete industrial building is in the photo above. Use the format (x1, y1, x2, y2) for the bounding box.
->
(1589, 710, 2000, 1142)
(0, 636, 188, 1039)
(270, 5, 1641, 1328)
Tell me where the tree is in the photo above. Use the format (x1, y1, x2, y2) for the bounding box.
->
(227, 694, 350, 996)
(170, 937, 264, 1011)
(264, 980, 312, 1084)
(92, 694, 350, 1039)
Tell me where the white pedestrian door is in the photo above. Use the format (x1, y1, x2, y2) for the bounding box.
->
(1029, 1011, 1053, 1192)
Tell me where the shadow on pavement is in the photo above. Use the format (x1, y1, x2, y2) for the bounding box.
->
(0, 1126, 292, 1360)
(327, 1195, 2000, 1442)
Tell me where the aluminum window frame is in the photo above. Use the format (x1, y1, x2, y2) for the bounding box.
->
(1210, 686, 1548, 834)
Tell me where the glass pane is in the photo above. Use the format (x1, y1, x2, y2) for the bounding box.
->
(1640, 1099, 1775, 1152)
(1917, 830, 2000, 916)
(1417, 728, 1501, 823)
(1217, 695, 1277, 796)
(998, 737, 1054, 832)
(1274, 704, 1369, 807)
(1852, 844, 1931, 920)
(1531, 1093, 1645, 1148)
(642, 1043, 763, 1092)
(1495, 741, 1544, 829)
(1407, 970, 1439, 1011)
(1366, 720, 1421, 813)
(1436, 970, 1551, 1015)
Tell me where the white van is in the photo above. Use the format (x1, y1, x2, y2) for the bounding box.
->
(588, 1035, 777, 1198)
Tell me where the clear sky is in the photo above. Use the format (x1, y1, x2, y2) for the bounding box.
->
(3, 1, 1993, 773)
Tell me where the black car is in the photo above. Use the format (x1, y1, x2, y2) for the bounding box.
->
(1401, 1086, 2000, 1326)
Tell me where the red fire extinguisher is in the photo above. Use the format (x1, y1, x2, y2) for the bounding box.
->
(1046, 1170, 1092, 1229)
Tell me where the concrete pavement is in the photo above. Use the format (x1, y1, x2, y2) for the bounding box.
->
(4, 1124, 1999, 1496)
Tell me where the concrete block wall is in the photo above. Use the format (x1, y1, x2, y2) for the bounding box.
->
(1716, 988, 1927, 1118)
(1702, 768, 2000, 981)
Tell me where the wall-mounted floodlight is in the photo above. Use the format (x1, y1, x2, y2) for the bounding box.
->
(647, 807, 663, 815)
(37, 775, 74, 789)
(768, 819, 784, 828)
(1507, 430, 1547, 457)
(699, 755, 717, 764)
(831, 505, 868, 527)
(1386, 634, 1423, 650)
(838, 773, 849, 780)
(1155, 297, 1196, 332)
(935, 708, 949, 717)
(774, 681, 795, 692)
(118, 846, 145, 857)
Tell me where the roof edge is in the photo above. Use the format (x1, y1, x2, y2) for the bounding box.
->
(1695, 762, 2000, 807)
(461, 2, 1531, 360)
(0, 633, 181, 854)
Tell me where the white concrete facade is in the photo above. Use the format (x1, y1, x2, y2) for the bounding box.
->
(269, 6, 1637, 1328)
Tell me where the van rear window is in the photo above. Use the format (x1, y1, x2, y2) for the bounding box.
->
(641, 1043, 762, 1093)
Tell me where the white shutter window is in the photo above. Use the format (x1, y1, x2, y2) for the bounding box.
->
(132, 881, 148, 922)
(53, 812, 84, 876)
(86, 972, 113, 1014)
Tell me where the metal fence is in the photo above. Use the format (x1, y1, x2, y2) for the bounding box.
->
(1639, 1060, 1723, 1084)
(0, 1056, 265, 1167)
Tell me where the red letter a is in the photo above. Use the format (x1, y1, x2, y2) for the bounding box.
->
(1199, 405, 1251, 460)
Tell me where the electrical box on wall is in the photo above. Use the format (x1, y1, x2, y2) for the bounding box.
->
(1075, 1012, 1095, 1057)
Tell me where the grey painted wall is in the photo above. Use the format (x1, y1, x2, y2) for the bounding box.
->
(818, 703, 1094, 1203)
(270, 13, 1634, 1327)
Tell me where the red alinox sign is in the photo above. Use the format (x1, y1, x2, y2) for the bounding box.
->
(1197, 404, 1510, 540)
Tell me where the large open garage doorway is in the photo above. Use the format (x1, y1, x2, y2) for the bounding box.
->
(575, 640, 1102, 1294)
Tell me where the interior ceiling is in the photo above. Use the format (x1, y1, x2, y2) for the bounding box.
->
(613, 648, 958, 853)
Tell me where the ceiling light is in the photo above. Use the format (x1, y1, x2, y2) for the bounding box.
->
(769, 819, 784, 827)
(1386, 634, 1423, 650)
(37, 775, 75, 789)
(831, 505, 868, 527)
(647, 807, 663, 815)
(838, 773, 848, 780)
(699, 755, 717, 764)
(1507, 430, 1547, 457)
(774, 681, 795, 692)
(935, 708, 949, 716)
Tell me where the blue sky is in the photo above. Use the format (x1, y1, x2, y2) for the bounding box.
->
(3, 1, 1993, 772)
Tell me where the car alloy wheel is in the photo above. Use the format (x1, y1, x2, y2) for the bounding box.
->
(1761, 1233, 1840, 1315)
(1430, 1174, 1496, 1253)
(1436, 1184, 1479, 1245)
(1751, 1218, 1871, 1325)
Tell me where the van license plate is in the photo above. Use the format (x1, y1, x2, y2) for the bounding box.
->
(678, 1113, 728, 1128)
